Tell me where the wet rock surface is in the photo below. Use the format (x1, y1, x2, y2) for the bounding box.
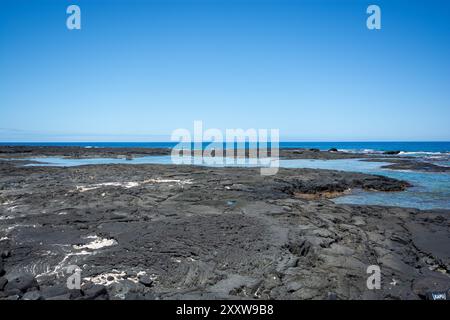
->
(362, 158, 450, 173)
(0, 150, 449, 300)
(381, 160, 450, 173)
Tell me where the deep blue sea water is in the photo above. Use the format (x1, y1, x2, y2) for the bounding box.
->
(2, 141, 450, 153)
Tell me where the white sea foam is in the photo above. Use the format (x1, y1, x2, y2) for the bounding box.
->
(76, 182, 139, 192)
(76, 178, 193, 192)
(36, 236, 117, 279)
(84, 270, 126, 286)
(336, 148, 450, 156)
(338, 148, 382, 154)
(73, 235, 117, 250)
(398, 151, 449, 156)
(36, 250, 91, 279)
(83, 270, 152, 287)
(5, 224, 37, 231)
(144, 178, 193, 185)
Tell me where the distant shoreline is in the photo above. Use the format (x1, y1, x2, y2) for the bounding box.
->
(1, 145, 449, 173)
(0, 141, 449, 154)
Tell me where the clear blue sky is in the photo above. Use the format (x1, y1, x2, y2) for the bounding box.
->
(1, 0, 449, 141)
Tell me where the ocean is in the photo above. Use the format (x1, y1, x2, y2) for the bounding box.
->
(1, 141, 450, 153)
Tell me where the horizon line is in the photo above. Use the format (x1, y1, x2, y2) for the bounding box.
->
(1, 141, 450, 144)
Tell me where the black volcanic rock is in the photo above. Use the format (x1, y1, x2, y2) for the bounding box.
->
(382, 161, 450, 173)
(4, 274, 38, 293)
(277, 172, 409, 196)
(82, 284, 108, 300)
(40, 284, 66, 297)
(1, 250, 10, 259)
(0, 277, 7, 291)
(0, 146, 448, 300)
(383, 150, 401, 155)
(0, 146, 172, 159)
(22, 290, 43, 300)
(138, 275, 153, 287)
(0, 260, 4, 277)
(412, 275, 450, 299)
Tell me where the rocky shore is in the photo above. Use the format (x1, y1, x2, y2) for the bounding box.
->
(2, 145, 447, 173)
(0, 146, 172, 159)
(0, 147, 449, 300)
(362, 158, 450, 173)
(0, 145, 376, 160)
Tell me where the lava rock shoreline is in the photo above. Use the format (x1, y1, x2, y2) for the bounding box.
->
(0, 150, 449, 300)
(2, 145, 446, 173)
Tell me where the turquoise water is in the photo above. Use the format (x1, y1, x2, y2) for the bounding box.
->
(281, 159, 450, 210)
(21, 156, 450, 210)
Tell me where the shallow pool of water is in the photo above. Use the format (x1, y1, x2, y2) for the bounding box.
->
(20, 156, 450, 210)
(280, 159, 450, 210)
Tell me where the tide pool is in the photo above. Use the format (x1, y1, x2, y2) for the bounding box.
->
(20, 156, 450, 210)
(281, 159, 450, 210)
